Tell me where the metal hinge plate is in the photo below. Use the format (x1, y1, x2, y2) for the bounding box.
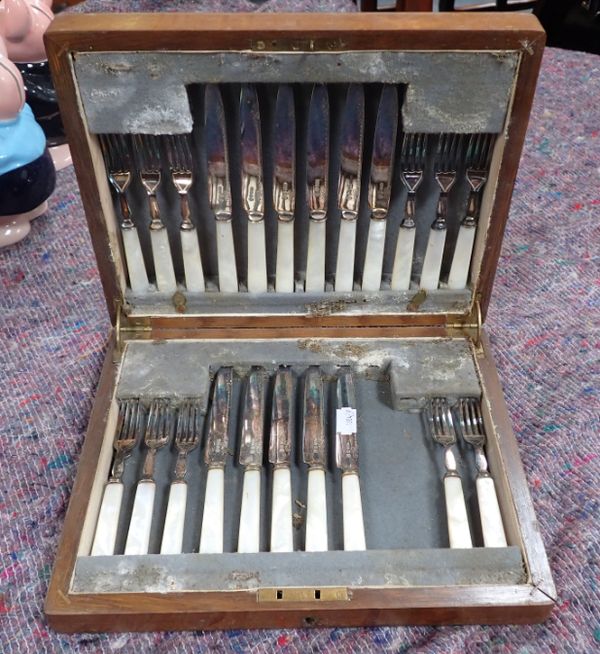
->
(114, 300, 152, 360)
(447, 297, 482, 349)
(257, 587, 349, 603)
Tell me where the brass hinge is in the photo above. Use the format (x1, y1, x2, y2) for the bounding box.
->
(257, 587, 349, 603)
(114, 300, 152, 361)
(447, 296, 482, 350)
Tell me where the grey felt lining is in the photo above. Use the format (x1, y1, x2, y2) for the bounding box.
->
(72, 548, 526, 594)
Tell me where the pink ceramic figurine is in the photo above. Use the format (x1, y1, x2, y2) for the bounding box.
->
(0, 35, 55, 247)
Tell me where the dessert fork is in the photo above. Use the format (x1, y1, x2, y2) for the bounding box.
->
(427, 397, 473, 548)
(98, 134, 149, 293)
(90, 399, 144, 556)
(125, 398, 175, 555)
(448, 133, 495, 289)
(420, 133, 462, 290)
(160, 400, 202, 554)
(165, 134, 205, 292)
(456, 397, 507, 547)
(391, 132, 428, 290)
(134, 133, 177, 293)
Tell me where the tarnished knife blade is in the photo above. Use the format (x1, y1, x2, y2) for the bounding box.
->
(269, 366, 294, 466)
(338, 85, 365, 218)
(240, 84, 264, 219)
(205, 85, 232, 217)
(239, 367, 266, 468)
(335, 367, 359, 473)
(273, 85, 296, 217)
(302, 367, 326, 468)
(369, 85, 399, 216)
(306, 84, 329, 218)
(205, 367, 233, 467)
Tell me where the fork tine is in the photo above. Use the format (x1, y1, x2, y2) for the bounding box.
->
(116, 399, 130, 440)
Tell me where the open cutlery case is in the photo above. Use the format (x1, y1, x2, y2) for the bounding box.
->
(44, 12, 555, 631)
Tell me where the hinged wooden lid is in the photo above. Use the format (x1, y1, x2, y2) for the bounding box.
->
(45, 13, 545, 338)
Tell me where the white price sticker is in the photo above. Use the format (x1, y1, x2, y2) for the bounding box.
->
(336, 407, 357, 435)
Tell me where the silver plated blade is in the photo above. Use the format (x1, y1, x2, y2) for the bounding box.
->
(273, 85, 296, 219)
(240, 84, 264, 221)
(205, 367, 233, 467)
(269, 366, 294, 467)
(368, 85, 399, 217)
(302, 366, 326, 468)
(205, 85, 232, 220)
(335, 367, 359, 473)
(306, 84, 329, 220)
(239, 367, 266, 468)
(337, 85, 365, 219)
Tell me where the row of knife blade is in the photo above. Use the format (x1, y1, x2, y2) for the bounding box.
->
(90, 365, 365, 556)
(102, 83, 491, 295)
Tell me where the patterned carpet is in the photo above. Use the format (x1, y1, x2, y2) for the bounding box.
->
(0, 4, 599, 652)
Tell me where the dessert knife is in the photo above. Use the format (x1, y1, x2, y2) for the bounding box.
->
(205, 85, 238, 292)
(335, 85, 365, 292)
(273, 85, 296, 293)
(240, 85, 267, 293)
(269, 366, 295, 552)
(237, 367, 266, 553)
(302, 366, 328, 551)
(305, 84, 329, 293)
(199, 367, 233, 554)
(362, 86, 399, 291)
(335, 367, 366, 551)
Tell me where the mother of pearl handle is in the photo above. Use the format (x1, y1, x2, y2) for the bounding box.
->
(216, 221, 238, 292)
(390, 227, 416, 291)
(447, 224, 476, 290)
(124, 480, 156, 555)
(275, 221, 294, 293)
(342, 473, 366, 551)
(334, 219, 357, 292)
(420, 228, 447, 291)
(160, 482, 188, 555)
(199, 468, 225, 554)
(444, 475, 473, 549)
(150, 228, 177, 293)
(305, 220, 326, 292)
(361, 219, 387, 291)
(237, 469, 261, 553)
(270, 467, 293, 552)
(305, 468, 328, 552)
(247, 221, 268, 293)
(121, 228, 149, 293)
(477, 476, 508, 547)
(90, 482, 123, 556)
(180, 229, 205, 292)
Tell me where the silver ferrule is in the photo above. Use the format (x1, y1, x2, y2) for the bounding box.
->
(242, 172, 264, 223)
(274, 177, 295, 221)
(308, 178, 327, 222)
(444, 446, 459, 477)
(239, 367, 266, 469)
(208, 173, 233, 222)
(205, 367, 233, 468)
(269, 367, 294, 468)
(302, 366, 326, 469)
(338, 172, 360, 221)
(368, 179, 391, 221)
(109, 452, 129, 482)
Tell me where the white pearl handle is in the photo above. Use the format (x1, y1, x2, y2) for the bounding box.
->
(124, 480, 156, 555)
(362, 219, 387, 291)
(342, 473, 366, 551)
(305, 469, 328, 552)
(275, 221, 294, 293)
(390, 227, 416, 291)
(216, 221, 238, 292)
(237, 469, 261, 553)
(180, 229, 205, 292)
(121, 228, 149, 293)
(247, 221, 268, 293)
(335, 219, 357, 292)
(270, 467, 294, 552)
(150, 228, 177, 293)
(160, 482, 188, 555)
(90, 482, 123, 556)
(199, 468, 225, 554)
(477, 476, 508, 548)
(447, 224, 476, 290)
(420, 228, 447, 291)
(305, 220, 326, 292)
(444, 475, 473, 549)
